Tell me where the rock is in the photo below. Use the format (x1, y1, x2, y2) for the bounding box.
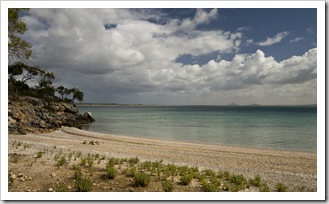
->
(19, 177, 25, 182)
(89, 141, 95, 145)
(8, 96, 95, 134)
(18, 173, 24, 177)
(48, 188, 54, 192)
(51, 173, 56, 177)
(82, 141, 87, 144)
(39, 120, 47, 128)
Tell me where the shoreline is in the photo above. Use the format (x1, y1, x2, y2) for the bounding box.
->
(8, 127, 317, 191)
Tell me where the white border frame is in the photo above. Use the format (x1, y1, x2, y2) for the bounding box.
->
(1, 1, 325, 201)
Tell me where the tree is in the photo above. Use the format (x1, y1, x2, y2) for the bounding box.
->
(8, 8, 32, 63)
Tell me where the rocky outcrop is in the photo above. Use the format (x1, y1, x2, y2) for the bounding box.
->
(8, 96, 95, 134)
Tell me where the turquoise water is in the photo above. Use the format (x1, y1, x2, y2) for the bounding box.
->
(77, 105, 317, 152)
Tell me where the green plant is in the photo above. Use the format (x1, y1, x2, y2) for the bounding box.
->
(75, 175, 93, 192)
(276, 183, 288, 192)
(128, 157, 140, 166)
(180, 173, 193, 185)
(56, 156, 66, 167)
(126, 166, 137, 177)
(162, 179, 175, 192)
(134, 172, 151, 187)
(201, 181, 219, 192)
(259, 184, 271, 192)
(55, 186, 68, 192)
(249, 175, 262, 187)
(106, 166, 117, 179)
(36, 151, 43, 158)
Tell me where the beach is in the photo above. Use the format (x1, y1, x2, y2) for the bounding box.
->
(8, 127, 317, 192)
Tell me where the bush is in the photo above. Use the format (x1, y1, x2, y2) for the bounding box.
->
(201, 181, 219, 192)
(162, 180, 175, 192)
(75, 175, 93, 192)
(56, 156, 66, 167)
(276, 183, 288, 192)
(128, 157, 140, 166)
(259, 184, 271, 192)
(180, 173, 193, 185)
(134, 172, 151, 187)
(249, 175, 262, 187)
(106, 166, 117, 179)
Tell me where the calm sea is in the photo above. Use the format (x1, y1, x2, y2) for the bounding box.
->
(77, 105, 317, 153)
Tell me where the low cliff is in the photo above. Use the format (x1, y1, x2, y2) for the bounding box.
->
(8, 96, 95, 134)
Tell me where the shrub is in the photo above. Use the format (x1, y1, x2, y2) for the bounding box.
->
(180, 173, 193, 185)
(276, 183, 288, 192)
(249, 175, 262, 187)
(37, 152, 43, 158)
(134, 172, 151, 187)
(108, 157, 120, 167)
(106, 166, 117, 179)
(230, 174, 247, 185)
(128, 157, 140, 166)
(56, 156, 66, 167)
(201, 181, 219, 192)
(259, 184, 271, 192)
(55, 186, 68, 192)
(162, 179, 175, 192)
(75, 175, 93, 192)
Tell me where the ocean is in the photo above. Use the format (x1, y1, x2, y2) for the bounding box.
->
(77, 105, 317, 153)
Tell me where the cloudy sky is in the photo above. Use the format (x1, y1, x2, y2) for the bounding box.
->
(21, 8, 317, 105)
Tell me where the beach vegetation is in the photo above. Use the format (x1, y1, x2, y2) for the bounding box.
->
(134, 172, 151, 187)
(75, 174, 93, 192)
(162, 179, 175, 192)
(36, 151, 43, 158)
(128, 157, 140, 166)
(180, 173, 193, 185)
(106, 165, 117, 179)
(276, 183, 288, 192)
(56, 156, 67, 167)
(249, 175, 262, 187)
(55, 186, 68, 192)
(259, 183, 271, 192)
(201, 181, 219, 192)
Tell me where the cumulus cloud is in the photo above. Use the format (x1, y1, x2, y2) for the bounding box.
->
(257, 31, 289, 46)
(22, 8, 316, 105)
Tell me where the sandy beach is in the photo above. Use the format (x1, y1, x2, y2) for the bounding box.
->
(8, 127, 317, 192)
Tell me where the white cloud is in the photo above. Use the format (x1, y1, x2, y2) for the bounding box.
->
(257, 31, 289, 46)
(22, 9, 316, 105)
(289, 37, 303, 43)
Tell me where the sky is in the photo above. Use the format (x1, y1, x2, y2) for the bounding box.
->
(20, 8, 317, 105)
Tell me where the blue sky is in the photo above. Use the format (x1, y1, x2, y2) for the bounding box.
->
(20, 8, 318, 105)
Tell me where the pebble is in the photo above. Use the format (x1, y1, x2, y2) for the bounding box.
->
(19, 177, 25, 182)
(18, 173, 24, 177)
(48, 188, 54, 192)
(51, 173, 56, 177)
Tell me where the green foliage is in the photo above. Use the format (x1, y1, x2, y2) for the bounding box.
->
(55, 186, 68, 192)
(106, 166, 117, 179)
(259, 183, 271, 192)
(180, 173, 193, 185)
(276, 183, 288, 192)
(201, 181, 219, 192)
(75, 175, 93, 192)
(249, 175, 262, 187)
(128, 157, 140, 166)
(36, 151, 43, 158)
(8, 8, 32, 62)
(56, 156, 66, 167)
(134, 172, 151, 187)
(162, 179, 175, 192)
